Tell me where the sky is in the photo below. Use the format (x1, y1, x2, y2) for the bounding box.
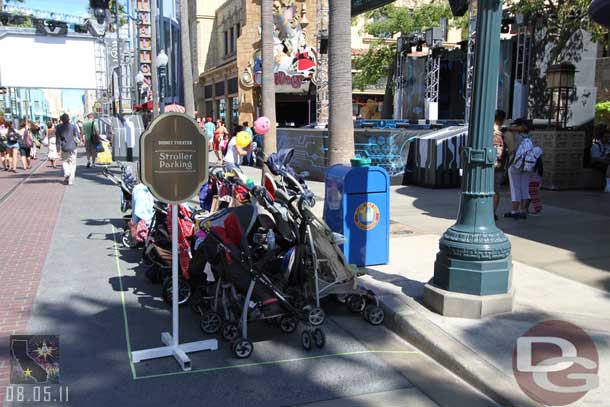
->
(19, 0, 90, 16)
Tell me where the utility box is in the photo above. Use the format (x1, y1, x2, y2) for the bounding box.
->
(323, 163, 390, 266)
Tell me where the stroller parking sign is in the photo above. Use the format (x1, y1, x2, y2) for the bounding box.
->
(140, 113, 208, 204)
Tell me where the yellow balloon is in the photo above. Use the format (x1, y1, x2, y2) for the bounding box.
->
(236, 131, 252, 148)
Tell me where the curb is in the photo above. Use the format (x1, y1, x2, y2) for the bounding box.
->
(375, 293, 541, 407)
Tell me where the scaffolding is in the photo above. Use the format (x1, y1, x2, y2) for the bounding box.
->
(512, 21, 531, 119)
(95, 39, 111, 117)
(315, 0, 329, 126)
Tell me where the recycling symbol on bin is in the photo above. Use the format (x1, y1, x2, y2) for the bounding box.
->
(354, 202, 380, 231)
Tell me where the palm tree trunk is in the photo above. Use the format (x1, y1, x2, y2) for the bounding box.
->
(262, 0, 277, 156)
(180, 0, 195, 116)
(328, 0, 355, 165)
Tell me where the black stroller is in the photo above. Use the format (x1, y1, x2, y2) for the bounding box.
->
(197, 201, 326, 358)
(263, 149, 385, 325)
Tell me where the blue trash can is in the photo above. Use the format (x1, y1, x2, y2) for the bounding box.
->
(323, 162, 390, 266)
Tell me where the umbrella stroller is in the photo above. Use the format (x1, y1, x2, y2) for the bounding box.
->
(265, 149, 385, 325)
(199, 205, 326, 358)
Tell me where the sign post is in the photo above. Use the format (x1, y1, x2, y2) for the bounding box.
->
(133, 113, 216, 371)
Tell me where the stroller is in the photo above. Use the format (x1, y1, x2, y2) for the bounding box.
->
(102, 163, 142, 248)
(102, 162, 137, 214)
(263, 149, 385, 325)
(197, 203, 326, 358)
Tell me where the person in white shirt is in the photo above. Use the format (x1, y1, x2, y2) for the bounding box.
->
(223, 129, 252, 172)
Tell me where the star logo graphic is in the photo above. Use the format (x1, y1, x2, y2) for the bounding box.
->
(23, 368, 33, 377)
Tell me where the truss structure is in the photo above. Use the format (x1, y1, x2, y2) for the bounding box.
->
(315, 0, 329, 126)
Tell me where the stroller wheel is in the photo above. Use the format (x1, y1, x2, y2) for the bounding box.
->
(308, 307, 325, 326)
(161, 277, 192, 306)
(221, 322, 239, 342)
(200, 311, 222, 334)
(122, 231, 138, 249)
(233, 338, 254, 359)
(347, 295, 366, 313)
(301, 330, 313, 351)
(279, 316, 297, 333)
(312, 328, 326, 349)
(364, 305, 385, 326)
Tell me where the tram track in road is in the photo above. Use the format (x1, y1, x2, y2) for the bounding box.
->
(0, 157, 48, 208)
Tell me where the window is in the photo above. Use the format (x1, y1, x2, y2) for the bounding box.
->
(224, 30, 229, 55)
(230, 27, 235, 53)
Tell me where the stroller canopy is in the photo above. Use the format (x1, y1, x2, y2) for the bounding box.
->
(267, 149, 295, 176)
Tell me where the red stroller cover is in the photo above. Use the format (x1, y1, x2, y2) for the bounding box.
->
(167, 205, 196, 279)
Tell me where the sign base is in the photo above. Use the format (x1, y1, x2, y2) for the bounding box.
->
(132, 333, 218, 371)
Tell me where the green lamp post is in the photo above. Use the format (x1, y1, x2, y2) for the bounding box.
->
(423, 0, 514, 318)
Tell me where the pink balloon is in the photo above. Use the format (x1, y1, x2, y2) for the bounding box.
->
(254, 116, 271, 135)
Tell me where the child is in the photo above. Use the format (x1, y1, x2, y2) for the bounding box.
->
(528, 146, 544, 215)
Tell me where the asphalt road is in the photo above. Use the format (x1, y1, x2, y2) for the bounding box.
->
(13, 160, 497, 407)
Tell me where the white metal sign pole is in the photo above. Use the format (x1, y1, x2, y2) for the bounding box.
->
(172, 204, 179, 347)
(132, 113, 215, 372)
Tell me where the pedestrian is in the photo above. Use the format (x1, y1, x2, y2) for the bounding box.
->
(0, 118, 9, 171)
(82, 112, 100, 168)
(29, 121, 40, 160)
(55, 113, 81, 185)
(46, 121, 59, 168)
(590, 129, 610, 192)
(527, 146, 544, 215)
(5, 121, 20, 173)
(493, 110, 507, 221)
(17, 121, 32, 170)
(504, 119, 533, 219)
(223, 128, 252, 172)
(242, 121, 254, 166)
(253, 132, 263, 167)
(204, 117, 216, 152)
(213, 119, 228, 162)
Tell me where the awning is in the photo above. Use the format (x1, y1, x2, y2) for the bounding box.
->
(164, 103, 186, 113)
(589, 0, 610, 27)
(133, 100, 154, 111)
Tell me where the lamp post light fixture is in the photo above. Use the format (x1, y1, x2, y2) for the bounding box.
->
(546, 62, 576, 129)
(135, 70, 145, 104)
(423, 0, 514, 319)
(156, 49, 169, 114)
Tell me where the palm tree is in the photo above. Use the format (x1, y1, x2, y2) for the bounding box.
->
(328, 0, 355, 165)
(261, 0, 277, 156)
(180, 0, 195, 116)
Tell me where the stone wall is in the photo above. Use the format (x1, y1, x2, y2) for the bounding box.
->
(529, 130, 586, 190)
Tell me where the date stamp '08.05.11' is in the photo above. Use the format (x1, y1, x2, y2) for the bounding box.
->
(6, 335, 69, 405)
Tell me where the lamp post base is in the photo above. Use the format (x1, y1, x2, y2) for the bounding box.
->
(423, 280, 515, 319)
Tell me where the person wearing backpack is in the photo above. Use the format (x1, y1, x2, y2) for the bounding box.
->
(590, 130, 610, 192)
(55, 113, 81, 185)
(493, 110, 508, 220)
(526, 146, 544, 215)
(2, 120, 20, 172)
(17, 121, 32, 170)
(504, 119, 532, 219)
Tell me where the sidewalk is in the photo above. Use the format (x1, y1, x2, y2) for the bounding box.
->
(0, 157, 66, 399)
(240, 163, 610, 406)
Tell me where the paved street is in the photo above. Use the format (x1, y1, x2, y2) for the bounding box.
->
(2, 152, 497, 407)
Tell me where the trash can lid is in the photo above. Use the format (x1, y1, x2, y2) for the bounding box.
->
(350, 157, 371, 167)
